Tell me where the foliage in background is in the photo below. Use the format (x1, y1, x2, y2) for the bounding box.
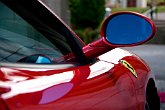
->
(75, 28, 99, 44)
(69, 0, 105, 44)
(157, 6, 165, 12)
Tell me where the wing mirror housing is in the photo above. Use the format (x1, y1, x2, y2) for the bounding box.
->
(83, 11, 156, 59)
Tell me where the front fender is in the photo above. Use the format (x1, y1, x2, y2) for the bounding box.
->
(98, 48, 152, 89)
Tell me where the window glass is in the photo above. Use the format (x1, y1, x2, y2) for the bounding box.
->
(0, 2, 73, 64)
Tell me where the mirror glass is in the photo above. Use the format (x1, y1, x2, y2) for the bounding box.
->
(105, 14, 153, 45)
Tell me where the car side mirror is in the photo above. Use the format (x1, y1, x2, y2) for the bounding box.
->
(83, 11, 156, 59)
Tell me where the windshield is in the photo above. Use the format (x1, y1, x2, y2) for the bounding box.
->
(0, 1, 75, 64)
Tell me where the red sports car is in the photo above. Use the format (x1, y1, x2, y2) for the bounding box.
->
(0, 0, 160, 110)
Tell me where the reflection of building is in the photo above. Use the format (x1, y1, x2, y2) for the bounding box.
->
(41, 0, 70, 26)
(105, 0, 120, 7)
(106, 0, 147, 8)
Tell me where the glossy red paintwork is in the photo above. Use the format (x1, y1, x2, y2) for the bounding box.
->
(0, 48, 153, 110)
(82, 37, 111, 59)
(0, 65, 90, 109)
(0, 1, 159, 110)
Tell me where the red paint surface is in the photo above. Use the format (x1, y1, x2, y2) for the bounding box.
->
(0, 48, 154, 110)
(0, 1, 158, 109)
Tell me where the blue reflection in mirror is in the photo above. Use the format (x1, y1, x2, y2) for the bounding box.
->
(106, 14, 152, 45)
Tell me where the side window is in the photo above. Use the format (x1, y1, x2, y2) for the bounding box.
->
(0, 2, 73, 64)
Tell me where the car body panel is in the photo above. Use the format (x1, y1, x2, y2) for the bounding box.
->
(99, 48, 152, 110)
(0, 64, 90, 109)
(0, 0, 159, 110)
(0, 48, 152, 110)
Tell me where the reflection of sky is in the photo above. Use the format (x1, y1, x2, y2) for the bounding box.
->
(0, 68, 74, 99)
(88, 61, 114, 79)
(88, 48, 132, 79)
(99, 48, 132, 64)
(39, 83, 73, 104)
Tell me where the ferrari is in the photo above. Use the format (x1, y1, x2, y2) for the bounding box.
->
(0, 0, 160, 110)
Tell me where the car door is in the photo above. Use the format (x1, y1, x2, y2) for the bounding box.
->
(59, 50, 138, 110)
(0, 63, 91, 110)
(0, 60, 137, 110)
